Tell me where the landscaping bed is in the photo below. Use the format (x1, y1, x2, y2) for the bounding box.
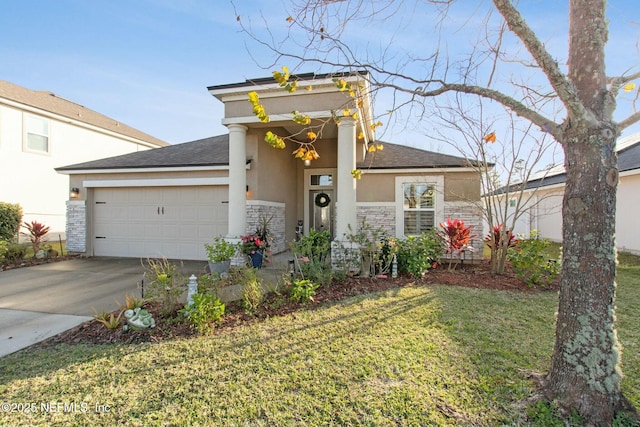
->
(37, 260, 557, 347)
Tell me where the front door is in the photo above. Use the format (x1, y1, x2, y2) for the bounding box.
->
(309, 189, 334, 238)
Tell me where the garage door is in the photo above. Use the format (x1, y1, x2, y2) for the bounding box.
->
(93, 186, 228, 260)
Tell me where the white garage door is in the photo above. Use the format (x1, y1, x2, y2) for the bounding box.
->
(93, 186, 228, 260)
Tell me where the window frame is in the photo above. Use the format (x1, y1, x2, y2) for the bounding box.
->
(23, 113, 50, 154)
(395, 176, 444, 238)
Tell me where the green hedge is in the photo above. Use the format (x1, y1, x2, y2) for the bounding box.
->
(0, 202, 23, 241)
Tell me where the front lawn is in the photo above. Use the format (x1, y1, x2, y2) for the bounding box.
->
(1, 266, 638, 426)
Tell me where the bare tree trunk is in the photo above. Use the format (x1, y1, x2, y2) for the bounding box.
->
(540, 1, 638, 423)
(543, 125, 635, 424)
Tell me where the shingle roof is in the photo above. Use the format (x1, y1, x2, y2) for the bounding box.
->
(56, 135, 228, 171)
(58, 135, 480, 172)
(492, 134, 640, 194)
(0, 80, 168, 147)
(357, 141, 480, 169)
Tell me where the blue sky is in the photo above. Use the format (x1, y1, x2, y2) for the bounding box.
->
(0, 0, 638, 148)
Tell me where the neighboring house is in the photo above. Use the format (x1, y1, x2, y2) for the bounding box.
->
(490, 132, 640, 254)
(0, 80, 168, 238)
(57, 72, 484, 261)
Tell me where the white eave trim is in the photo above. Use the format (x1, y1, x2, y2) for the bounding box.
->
(620, 168, 640, 178)
(361, 167, 478, 174)
(83, 177, 229, 188)
(220, 110, 335, 126)
(58, 165, 232, 175)
(208, 74, 366, 99)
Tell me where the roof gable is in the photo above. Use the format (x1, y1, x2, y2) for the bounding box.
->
(0, 80, 168, 147)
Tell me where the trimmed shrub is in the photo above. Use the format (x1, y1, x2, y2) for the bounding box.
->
(396, 230, 444, 277)
(0, 202, 23, 241)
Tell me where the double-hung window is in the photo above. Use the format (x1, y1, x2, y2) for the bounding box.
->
(25, 114, 49, 153)
(402, 182, 436, 235)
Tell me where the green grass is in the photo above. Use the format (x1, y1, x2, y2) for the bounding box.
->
(1, 265, 639, 426)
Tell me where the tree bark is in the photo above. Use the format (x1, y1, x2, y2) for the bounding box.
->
(541, 1, 636, 424)
(543, 124, 633, 424)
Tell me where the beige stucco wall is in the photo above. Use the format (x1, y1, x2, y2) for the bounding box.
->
(357, 171, 480, 203)
(225, 91, 354, 119)
(248, 129, 299, 244)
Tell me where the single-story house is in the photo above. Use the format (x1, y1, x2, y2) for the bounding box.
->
(56, 72, 484, 260)
(0, 80, 168, 237)
(489, 132, 640, 255)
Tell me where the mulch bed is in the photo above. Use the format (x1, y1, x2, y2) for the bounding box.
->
(34, 259, 558, 348)
(1, 254, 83, 271)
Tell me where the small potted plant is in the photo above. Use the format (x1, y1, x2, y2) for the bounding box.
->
(204, 236, 237, 275)
(240, 233, 267, 268)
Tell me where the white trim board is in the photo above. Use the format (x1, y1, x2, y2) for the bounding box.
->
(83, 177, 229, 188)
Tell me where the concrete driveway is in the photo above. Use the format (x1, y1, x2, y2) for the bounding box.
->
(0, 257, 207, 357)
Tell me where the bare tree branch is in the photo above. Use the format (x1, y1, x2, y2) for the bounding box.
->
(410, 82, 562, 140)
(492, 0, 590, 123)
(618, 110, 640, 130)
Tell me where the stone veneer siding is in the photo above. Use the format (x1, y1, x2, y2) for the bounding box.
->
(65, 201, 86, 253)
(444, 201, 484, 260)
(246, 201, 286, 254)
(356, 205, 395, 236)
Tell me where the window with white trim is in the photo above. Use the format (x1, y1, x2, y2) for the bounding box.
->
(403, 182, 435, 235)
(24, 114, 49, 153)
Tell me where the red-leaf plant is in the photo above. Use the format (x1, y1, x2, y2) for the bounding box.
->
(439, 218, 477, 269)
(485, 224, 518, 275)
(21, 221, 50, 254)
(485, 224, 517, 250)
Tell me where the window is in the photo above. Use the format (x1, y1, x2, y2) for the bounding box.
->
(25, 114, 49, 153)
(403, 183, 435, 235)
(310, 174, 332, 186)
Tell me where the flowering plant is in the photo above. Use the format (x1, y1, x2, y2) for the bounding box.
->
(240, 233, 267, 255)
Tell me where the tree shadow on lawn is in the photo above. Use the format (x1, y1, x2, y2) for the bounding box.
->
(0, 284, 546, 425)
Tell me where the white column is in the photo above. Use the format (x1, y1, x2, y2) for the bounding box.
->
(335, 117, 357, 240)
(227, 124, 248, 238)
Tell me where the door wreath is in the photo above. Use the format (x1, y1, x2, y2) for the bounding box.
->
(315, 192, 331, 208)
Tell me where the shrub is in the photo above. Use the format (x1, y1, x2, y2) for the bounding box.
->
(142, 258, 186, 316)
(290, 230, 333, 286)
(204, 236, 237, 262)
(4, 242, 28, 264)
(21, 221, 50, 254)
(0, 240, 7, 263)
(345, 220, 394, 277)
(507, 231, 560, 287)
(439, 218, 477, 269)
(0, 202, 22, 241)
(396, 231, 444, 277)
(288, 279, 319, 303)
(180, 292, 225, 335)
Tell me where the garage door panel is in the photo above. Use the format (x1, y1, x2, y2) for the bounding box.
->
(93, 186, 228, 260)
